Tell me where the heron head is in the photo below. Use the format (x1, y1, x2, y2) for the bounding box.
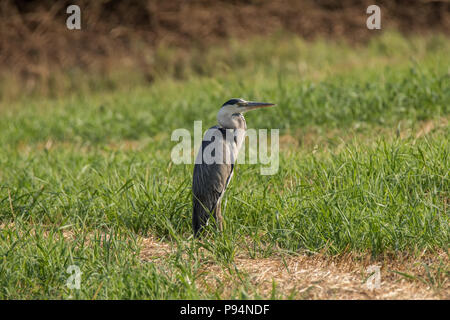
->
(221, 98, 275, 114)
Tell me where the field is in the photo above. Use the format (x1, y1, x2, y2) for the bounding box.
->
(0, 32, 449, 299)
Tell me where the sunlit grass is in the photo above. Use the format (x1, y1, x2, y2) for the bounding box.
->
(0, 32, 448, 299)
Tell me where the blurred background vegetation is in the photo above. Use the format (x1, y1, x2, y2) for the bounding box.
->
(0, 0, 449, 100)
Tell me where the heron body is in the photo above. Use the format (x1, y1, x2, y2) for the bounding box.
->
(192, 98, 275, 237)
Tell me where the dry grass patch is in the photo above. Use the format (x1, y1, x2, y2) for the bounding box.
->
(220, 252, 449, 299)
(138, 236, 449, 299)
(139, 236, 176, 261)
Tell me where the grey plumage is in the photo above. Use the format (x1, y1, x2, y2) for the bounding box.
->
(192, 98, 275, 237)
(192, 129, 234, 236)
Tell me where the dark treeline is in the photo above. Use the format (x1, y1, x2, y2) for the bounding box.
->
(1, 0, 448, 84)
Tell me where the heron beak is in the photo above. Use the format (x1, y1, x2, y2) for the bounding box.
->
(241, 101, 276, 112)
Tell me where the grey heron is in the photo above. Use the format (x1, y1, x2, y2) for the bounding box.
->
(192, 98, 275, 237)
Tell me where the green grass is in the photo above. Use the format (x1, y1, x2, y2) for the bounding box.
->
(0, 32, 449, 299)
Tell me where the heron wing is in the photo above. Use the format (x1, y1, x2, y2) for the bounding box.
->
(192, 127, 235, 213)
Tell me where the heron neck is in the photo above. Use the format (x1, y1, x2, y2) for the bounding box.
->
(217, 111, 247, 130)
